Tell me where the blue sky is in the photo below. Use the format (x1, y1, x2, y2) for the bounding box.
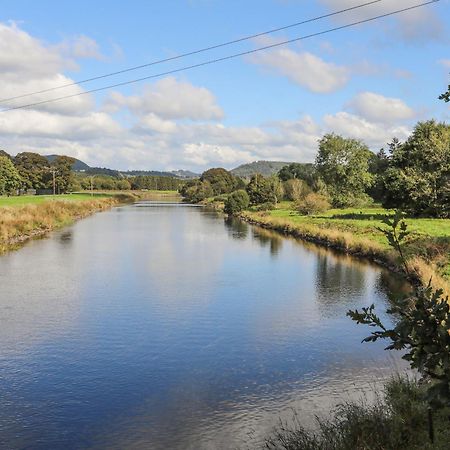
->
(0, 0, 448, 171)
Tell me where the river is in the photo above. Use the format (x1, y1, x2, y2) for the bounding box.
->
(0, 201, 408, 449)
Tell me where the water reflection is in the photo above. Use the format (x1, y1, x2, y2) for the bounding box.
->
(224, 216, 249, 240)
(0, 202, 410, 449)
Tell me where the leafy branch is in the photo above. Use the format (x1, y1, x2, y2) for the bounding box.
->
(348, 211, 450, 409)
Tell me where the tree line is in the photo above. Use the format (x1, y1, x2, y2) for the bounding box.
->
(181, 120, 450, 218)
(0, 150, 186, 196)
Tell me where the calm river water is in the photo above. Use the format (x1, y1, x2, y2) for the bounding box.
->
(0, 202, 408, 449)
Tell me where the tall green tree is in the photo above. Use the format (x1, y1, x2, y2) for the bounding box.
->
(14, 152, 51, 189)
(51, 156, 75, 194)
(382, 120, 450, 217)
(246, 174, 276, 205)
(0, 156, 22, 195)
(278, 163, 316, 186)
(315, 133, 373, 207)
(200, 168, 237, 195)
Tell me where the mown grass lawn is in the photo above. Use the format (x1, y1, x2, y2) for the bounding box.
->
(271, 202, 450, 242)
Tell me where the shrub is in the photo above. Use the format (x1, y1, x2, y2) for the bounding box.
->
(296, 193, 330, 215)
(283, 178, 310, 201)
(255, 202, 275, 212)
(224, 190, 249, 215)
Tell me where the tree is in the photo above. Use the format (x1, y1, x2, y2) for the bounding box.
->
(224, 190, 250, 215)
(200, 168, 237, 195)
(296, 192, 330, 215)
(0, 149, 12, 160)
(348, 212, 450, 413)
(382, 121, 450, 217)
(316, 134, 373, 207)
(0, 156, 22, 195)
(246, 174, 276, 205)
(14, 152, 51, 189)
(51, 155, 75, 194)
(439, 85, 450, 102)
(278, 163, 316, 186)
(181, 180, 213, 203)
(283, 178, 310, 201)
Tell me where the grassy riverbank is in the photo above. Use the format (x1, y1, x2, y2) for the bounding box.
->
(0, 192, 138, 252)
(264, 376, 450, 449)
(243, 204, 450, 294)
(204, 199, 450, 294)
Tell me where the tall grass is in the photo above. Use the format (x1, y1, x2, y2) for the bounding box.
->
(0, 197, 120, 252)
(264, 377, 450, 450)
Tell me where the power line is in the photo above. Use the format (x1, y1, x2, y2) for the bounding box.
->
(0, 0, 383, 104)
(0, 0, 440, 113)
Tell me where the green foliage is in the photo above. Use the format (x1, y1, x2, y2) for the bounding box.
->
(265, 376, 450, 450)
(180, 180, 213, 203)
(231, 160, 289, 178)
(316, 133, 374, 207)
(200, 167, 238, 195)
(278, 162, 316, 186)
(382, 121, 450, 217)
(224, 189, 250, 215)
(51, 155, 76, 194)
(129, 175, 184, 191)
(439, 85, 450, 102)
(14, 152, 51, 189)
(0, 149, 12, 160)
(296, 192, 330, 215)
(348, 212, 450, 409)
(0, 156, 22, 195)
(283, 178, 311, 201)
(246, 174, 276, 205)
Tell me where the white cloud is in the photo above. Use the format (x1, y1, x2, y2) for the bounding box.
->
(323, 111, 411, 148)
(347, 92, 415, 123)
(249, 48, 349, 93)
(57, 35, 104, 60)
(107, 77, 224, 120)
(439, 59, 450, 69)
(0, 110, 121, 140)
(318, 0, 445, 43)
(0, 22, 93, 115)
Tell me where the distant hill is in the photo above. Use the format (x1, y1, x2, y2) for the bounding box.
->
(44, 155, 90, 171)
(170, 169, 199, 179)
(122, 169, 198, 178)
(43, 154, 200, 179)
(231, 161, 291, 178)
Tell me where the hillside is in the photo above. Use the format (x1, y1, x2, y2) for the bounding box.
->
(44, 155, 90, 171)
(231, 161, 291, 178)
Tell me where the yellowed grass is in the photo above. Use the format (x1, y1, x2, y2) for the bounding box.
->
(0, 198, 118, 252)
(409, 256, 450, 298)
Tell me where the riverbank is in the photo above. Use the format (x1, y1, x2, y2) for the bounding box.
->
(205, 199, 450, 295)
(0, 192, 138, 253)
(264, 375, 450, 449)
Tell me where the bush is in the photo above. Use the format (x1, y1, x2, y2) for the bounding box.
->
(283, 178, 310, 201)
(296, 193, 330, 215)
(224, 190, 249, 215)
(255, 202, 275, 212)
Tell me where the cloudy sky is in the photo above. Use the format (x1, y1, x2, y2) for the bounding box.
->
(0, 0, 449, 171)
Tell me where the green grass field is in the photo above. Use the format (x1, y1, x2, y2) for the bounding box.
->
(0, 193, 112, 208)
(243, 202, 450, 286)
(270, 202, 450, 243)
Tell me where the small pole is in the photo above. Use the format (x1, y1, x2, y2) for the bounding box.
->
(52, 168, 56, 195)
(428, 407, 434, 444)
